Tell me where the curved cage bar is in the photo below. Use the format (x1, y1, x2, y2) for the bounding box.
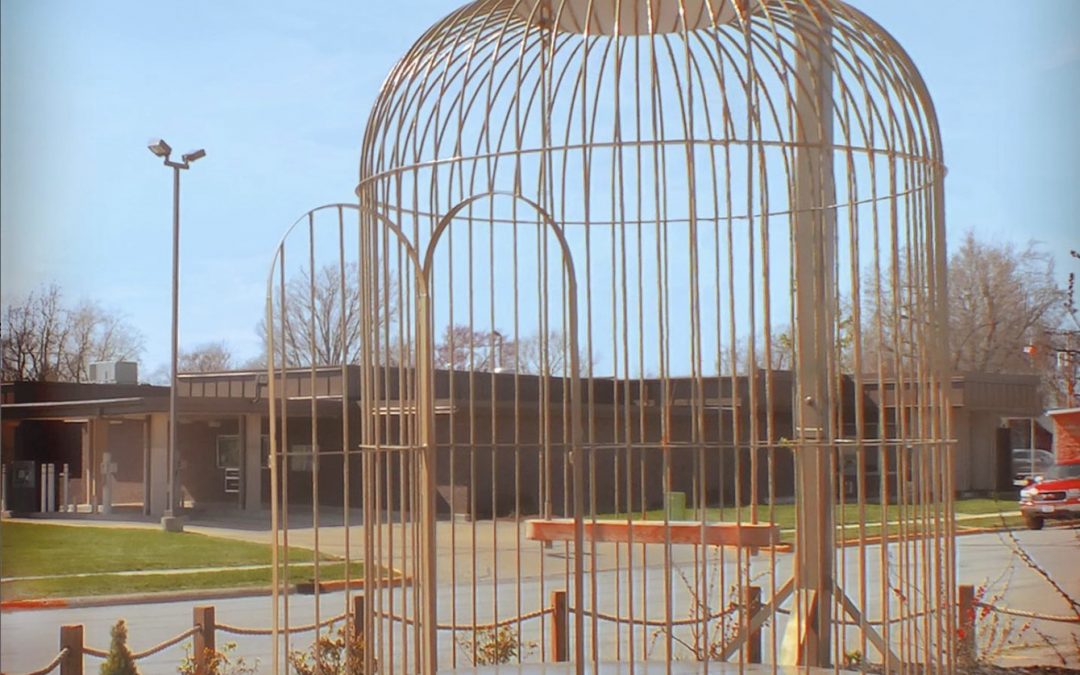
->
(267, 0, 954, 671)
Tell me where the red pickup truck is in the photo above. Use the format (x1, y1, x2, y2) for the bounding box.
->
(1018, 458, 1080, 530)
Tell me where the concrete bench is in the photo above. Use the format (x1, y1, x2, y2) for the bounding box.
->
(525, 518, 780, 548)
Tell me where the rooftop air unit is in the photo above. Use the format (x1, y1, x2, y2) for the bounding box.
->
(88, 361, 138, 385)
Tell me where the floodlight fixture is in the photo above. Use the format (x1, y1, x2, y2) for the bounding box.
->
(148, 139, 172, 158)
(182, 149, 206, 163)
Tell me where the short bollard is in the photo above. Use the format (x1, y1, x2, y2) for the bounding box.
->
(550, 589, 568, 662)
(62, 463, 71, 512)
(193, 605, 216, 675)
(60, 624, 83, 675)
(743, 585, 763, 664)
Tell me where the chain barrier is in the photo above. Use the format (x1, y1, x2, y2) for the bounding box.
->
(29, 599, 1073, 672)
(567, 605, 733, 628)
(18, 647, 68, 675)
(370, 608, 417, 627)
(218, 609, 352, 635)
(217, 622, 275, 637)
(252, 612, 350, 636)
(130, 625, 202, 660)
(366, 607, 552, 631)
(80, 625, 201, 662)
(835, 608, 937, 626)
(974, 601, 1080, 624)
(437, 607, 552, 631)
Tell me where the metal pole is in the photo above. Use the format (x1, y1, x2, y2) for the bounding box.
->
(168, 163, 181, 519)
(1070, 333, 1077, 407)
(792, 10, 836, 666)
(147, 142, 201, 525)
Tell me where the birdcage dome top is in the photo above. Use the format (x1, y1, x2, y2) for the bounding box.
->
(357, 0, 942, 223)
(510, 0, 742, 35)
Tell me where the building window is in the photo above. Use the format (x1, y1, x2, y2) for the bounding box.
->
(216, 435, 241, 469)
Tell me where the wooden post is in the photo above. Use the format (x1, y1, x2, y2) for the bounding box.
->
(352, 593, 373, 672)
(743, 585, 763, 664)
(550, 589, 568, 662)
(351, 593, 365, 640)
(60, 624, 83, 675)
(958, 584, 975, 662)
(193, 605, 216, 675)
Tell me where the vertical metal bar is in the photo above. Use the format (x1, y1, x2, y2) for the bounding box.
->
(278, 246, 292, 672)
(792, 8, 836, 666)
(418, 281, 438, 673)
(307, 213, 322, 645)
(337, 206, 353, 639)
(266, 246, 281, 675)
(357, 203, 376, 675)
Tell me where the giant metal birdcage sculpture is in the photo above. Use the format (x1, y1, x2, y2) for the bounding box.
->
(266, 0, 954, 672)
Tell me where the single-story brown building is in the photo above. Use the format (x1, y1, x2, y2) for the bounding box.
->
(0, 368, 1043, 516)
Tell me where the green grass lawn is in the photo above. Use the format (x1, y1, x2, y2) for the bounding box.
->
(1, 522, 316, 577)
(2, 561, 367, 600)
(951, 496, 1022, 516)
(0, 522, 373, 600)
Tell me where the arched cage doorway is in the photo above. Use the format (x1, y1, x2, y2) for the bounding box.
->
(266, 0, 954, 672)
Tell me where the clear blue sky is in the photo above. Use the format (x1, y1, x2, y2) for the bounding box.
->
(2, 1, 1077, 377)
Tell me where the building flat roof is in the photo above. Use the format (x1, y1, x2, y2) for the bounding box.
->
(1047, 407, 1080, 416)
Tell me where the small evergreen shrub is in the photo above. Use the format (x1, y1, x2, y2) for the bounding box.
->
(100, 619, 140, 675)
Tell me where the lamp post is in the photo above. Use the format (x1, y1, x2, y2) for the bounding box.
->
(148, 139, 205, 529)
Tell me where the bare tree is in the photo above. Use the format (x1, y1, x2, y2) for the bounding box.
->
(718, 329, 796, 375)
(1035, 248, 1080, 406)
(260, 262, 397, 368)
(514, 329, 593, 376)
(947, 233, 1065, 374)
(2, 284, 143, 382)
(1, 284, 66, 381)
(2, 287, 49, 380)
(434, 325, 593, 376)
(434, 324, 500, 371)
(860, 233, 1065, 380)
(61, 300, 144, 382)
(178, 341, 234, 373)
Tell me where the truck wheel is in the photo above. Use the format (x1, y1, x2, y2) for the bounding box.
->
(1024, 515, 1044, 530)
